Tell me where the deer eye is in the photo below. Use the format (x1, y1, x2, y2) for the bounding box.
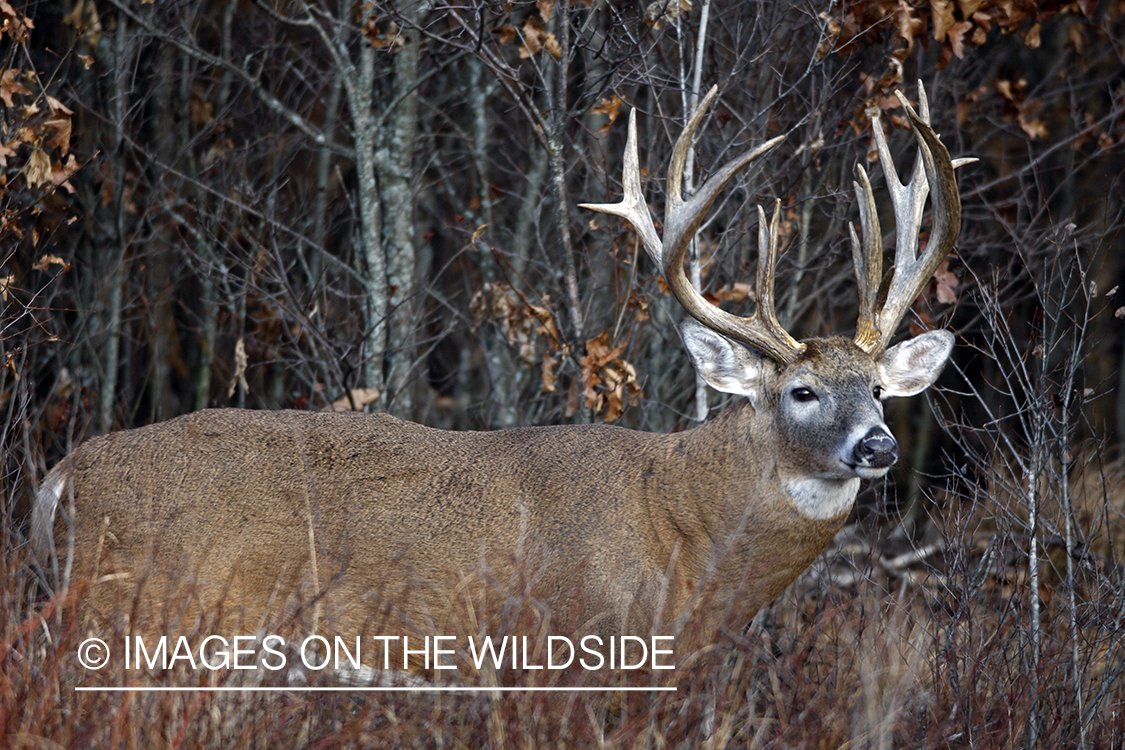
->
(873, 385, 885, 399)
(791, 387, 818, 403)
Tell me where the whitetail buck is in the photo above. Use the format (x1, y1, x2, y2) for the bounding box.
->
(33, 84, 972, 668)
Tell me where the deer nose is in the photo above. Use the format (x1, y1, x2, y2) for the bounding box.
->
(855, 427, 899, 468)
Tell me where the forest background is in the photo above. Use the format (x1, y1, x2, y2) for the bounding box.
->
(2, 0, 1125, 747)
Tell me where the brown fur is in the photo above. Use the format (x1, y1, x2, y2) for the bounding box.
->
(30, 351, 875, 651)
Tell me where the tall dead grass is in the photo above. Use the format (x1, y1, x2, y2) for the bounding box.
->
(5, 504, 1124, 750)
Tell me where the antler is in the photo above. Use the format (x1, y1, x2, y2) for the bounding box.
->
(580, 86, 802, 365)
(850, 83, 977, 355)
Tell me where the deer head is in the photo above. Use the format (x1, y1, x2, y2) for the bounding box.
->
(581, 83, 974, 491)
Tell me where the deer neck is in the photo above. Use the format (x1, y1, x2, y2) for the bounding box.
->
(681, 401, 858, 520)
(651, 401, 857, 604)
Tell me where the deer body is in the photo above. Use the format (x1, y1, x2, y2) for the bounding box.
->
(32, 83, 971, 667)
(33, 334, 945, 644)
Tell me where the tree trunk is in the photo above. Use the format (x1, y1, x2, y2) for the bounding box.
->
(381, 7, 424, 418)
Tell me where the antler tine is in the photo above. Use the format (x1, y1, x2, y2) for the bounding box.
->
(850, 164, 883, 351)
(752, 200, 802, 356)
(578, 107, 665, 268)
(853, 82, 977, 355)
(581, 86, 798, 364)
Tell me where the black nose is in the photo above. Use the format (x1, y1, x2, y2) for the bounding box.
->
(855, 428, 899, 468)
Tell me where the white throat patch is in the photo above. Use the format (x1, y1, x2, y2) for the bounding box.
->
(784, 477, 861, 520)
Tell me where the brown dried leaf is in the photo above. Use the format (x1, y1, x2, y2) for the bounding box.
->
(0, 69, 31, 107)
(537, 0, 555, 21)
(629, 289, 650, 323)
(894, 1, 925, 53)
(364, 19, 403, 50)
(44, 116, 72, 155)
(947, 20, 974, 58)
(46, 95, 74, 117)
(590, 94, 624, 135)
(579, 331, 642, 421)
(956, 98, 971, 127)
(228, 337, 249, 398)
(931, 0, 955, 42)
(541, 351, 558, 393)
(532, 304, 560, 343)
(1018, 112, 1048, 139)
(0, 140, 16, 167)
(516, 327, 536, 365)
(48, 154, 80, 193)
(565, 377, 580, 417)
(643, 0, 691, 30)
(326, 387, 382, 412)
(584, 331, 616, 364)
(472, 283, 560, 366)
(32, 254, 69, 272)
(603, 359, 641, 422)
(708, 282, 753, 303)
(815, 9, 844, 60)
(1068, 21, 1088, 55)
(603, 365, 625, 422)
(933, 259, 959, 304)
(23, 146, 51, 187)
(581, 370, 602, 412)
(520, 17, 545, 58)
(0, 274, 14, 301)
(0, 1, 32, 42)
(542, 32, 561, 60)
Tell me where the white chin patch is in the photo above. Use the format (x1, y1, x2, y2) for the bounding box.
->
(853, 464, 892, 480)
(785, 477, 861, 520)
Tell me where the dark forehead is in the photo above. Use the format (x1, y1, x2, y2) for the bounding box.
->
(786, 336, 877, 380)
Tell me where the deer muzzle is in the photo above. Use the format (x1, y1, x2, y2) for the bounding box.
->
(854, 427, 899, 469)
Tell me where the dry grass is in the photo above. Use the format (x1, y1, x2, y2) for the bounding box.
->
(5, 477, 1124, 750)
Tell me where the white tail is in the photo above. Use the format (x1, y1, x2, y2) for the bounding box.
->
(32, 83, 971, 669)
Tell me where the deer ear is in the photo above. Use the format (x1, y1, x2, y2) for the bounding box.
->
(679, 320, 770, 399)
(878, 329, 954, 397)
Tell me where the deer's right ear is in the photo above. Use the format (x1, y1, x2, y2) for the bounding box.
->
(679, 320, 770, 400)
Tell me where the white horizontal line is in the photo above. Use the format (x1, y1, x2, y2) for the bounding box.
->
(75, 686, 676, 693)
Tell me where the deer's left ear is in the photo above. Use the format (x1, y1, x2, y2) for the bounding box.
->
(878, 329, 954, 397)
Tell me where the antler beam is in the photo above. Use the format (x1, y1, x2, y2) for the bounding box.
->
(580, 86, 801, 365)
(851, 83, 978, 355)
